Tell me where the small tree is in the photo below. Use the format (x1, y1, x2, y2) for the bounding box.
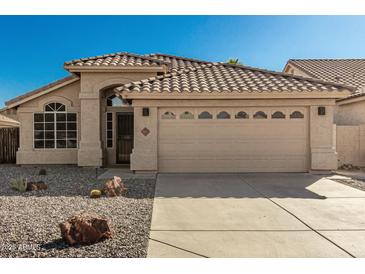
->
(227, 58, 244, 65)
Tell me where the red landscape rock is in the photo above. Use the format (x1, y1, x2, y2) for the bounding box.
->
(59, 213, 113, 245)
(103, 176, 127, 197)
(26, 181, 48, 191)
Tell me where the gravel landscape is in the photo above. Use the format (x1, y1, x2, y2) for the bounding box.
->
(332, 177, 365, 192)
(0, 165, 156, 258)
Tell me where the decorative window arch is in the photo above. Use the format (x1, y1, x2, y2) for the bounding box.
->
(44, 102, 66, 112)
(198, 111, 213, 119)
(34, 102, 77, 149)
(161, 111, 176, 119)
(271, 111, 286, 119)
(290, 111, 304, 119)
(180, 111, 194, 119)
(107, 94, 129, 107)
(253, 111, 267, 119)
(235, 111, 249, 119)
(217, 111, 231, 119)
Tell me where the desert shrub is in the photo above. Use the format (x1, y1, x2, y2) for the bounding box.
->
(10, 176, 27, 192)
(90, 189, 102, 198)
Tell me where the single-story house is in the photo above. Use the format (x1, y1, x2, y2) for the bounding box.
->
(1, 52, 356, 173)
(283, 59, 365, 167)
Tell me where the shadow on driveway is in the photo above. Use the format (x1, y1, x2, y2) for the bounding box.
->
(154, 173, 327, 199)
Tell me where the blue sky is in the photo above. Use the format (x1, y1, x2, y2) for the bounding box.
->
(0, 15, 364, 106)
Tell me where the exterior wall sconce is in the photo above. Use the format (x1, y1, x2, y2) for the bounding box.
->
(318, 106, 326, 116)
(142, 107, 150, 117)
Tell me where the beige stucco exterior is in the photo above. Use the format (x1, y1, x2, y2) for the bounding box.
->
(13, 70, 159, 166)
(16, 80, 81, 164)
(335, 98, 365, 125)
(77, 71, 159, 167)
(3, 59, 352, 172)
(337, 125, 365, 167)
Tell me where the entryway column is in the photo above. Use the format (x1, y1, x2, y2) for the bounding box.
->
(309, 105, 338, 171)
(78, 91, 103, 167)
(130, 106, 158, 172)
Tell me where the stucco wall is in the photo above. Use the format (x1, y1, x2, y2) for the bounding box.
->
(16, 80, 81, 165)
(337, 125, 365, 167)
(309, 104, 338, 170)
(335, 100, 365, 126)
(78, 71, 158, 167)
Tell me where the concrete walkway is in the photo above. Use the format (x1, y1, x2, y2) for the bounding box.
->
(147, 173, 365, 258)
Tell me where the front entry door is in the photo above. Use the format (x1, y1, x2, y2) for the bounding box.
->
(117, 112, 134, 164)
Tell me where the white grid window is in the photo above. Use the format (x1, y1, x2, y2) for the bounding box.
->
(106, 112, 113, 148)
(34, 103, 77, 149)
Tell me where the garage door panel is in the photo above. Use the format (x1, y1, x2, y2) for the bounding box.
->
(159, 159, 308, 173)
(160, 141, 308, 156)
(158, 107, 309, 172)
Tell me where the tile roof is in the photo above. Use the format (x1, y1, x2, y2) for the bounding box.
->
(337, 87, 365, 102)
(147, 53, 212, 72)
(64, 52, 168, 68)
(117, 63, 354, 95)
(287, 59, 365, 89)
(5, 75, 78, 107)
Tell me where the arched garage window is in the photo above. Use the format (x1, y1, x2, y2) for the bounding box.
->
(217, 111, 231, 119)
(180, 111, 194, 119)
(235, 111, 249, 119)
(34, 102, 77, 149)
(198, 111, 213, 119)
(161, 111, 176, 119)
(271, 111, 286, 119)
(290, 111, 304, 119)
(253, 111, 267, 119)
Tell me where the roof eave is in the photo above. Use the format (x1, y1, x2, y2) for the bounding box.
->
(5, 77, 79, 108)
(116, 89, 351, 100)
(64, 65, 168, 73)
(337, 93, 365, 105)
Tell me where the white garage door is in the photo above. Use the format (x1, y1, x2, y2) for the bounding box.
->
(158, 107, 309, 172)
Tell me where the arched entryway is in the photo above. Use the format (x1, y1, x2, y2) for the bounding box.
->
(101, 86, 134, 166)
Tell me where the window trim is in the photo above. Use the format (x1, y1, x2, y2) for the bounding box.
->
(44, 102, 66, 112)
(33, 109, 78, 150)
(106, 112, 113, 148)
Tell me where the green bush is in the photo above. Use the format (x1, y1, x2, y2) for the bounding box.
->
(90, 189, 102, 198)
(10, 176, 27, 192)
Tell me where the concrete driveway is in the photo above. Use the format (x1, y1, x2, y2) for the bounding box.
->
(147, 173, 365, 258)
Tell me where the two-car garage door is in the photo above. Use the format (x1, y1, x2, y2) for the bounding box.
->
(158, 107, 309, 172)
